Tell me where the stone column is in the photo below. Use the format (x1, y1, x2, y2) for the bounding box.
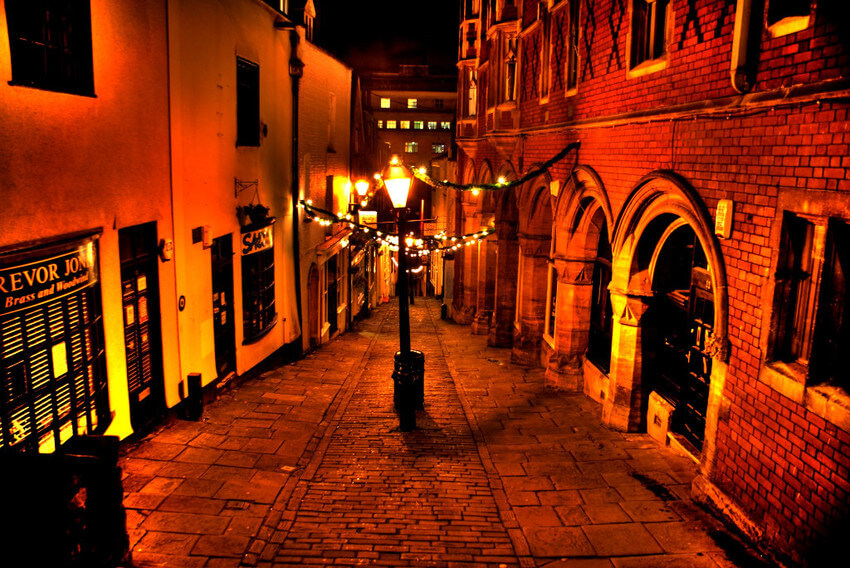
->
(511, 234, 551, 366)
(453, 203, 480, 325)
(602, 289, 652, 432)
(545, 257, 594, 391)
(488, 219, 519, 347)
(472, 238, 497, 334)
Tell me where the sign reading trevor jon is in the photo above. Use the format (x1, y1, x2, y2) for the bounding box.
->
(0, 241, 98, 316)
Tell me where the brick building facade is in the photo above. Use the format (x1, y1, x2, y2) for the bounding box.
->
(451, 1, 849, 564)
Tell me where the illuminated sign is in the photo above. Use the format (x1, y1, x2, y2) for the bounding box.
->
(241, 225, 274, 256)
(0, 242, 98, 316)
(358, 210, 377, 227)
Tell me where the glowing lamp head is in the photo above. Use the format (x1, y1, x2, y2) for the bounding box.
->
(383, 157, 412, 209)
(471, 187, 480, 196)
(355, 179, 370, 197)
(497, 176, 507, 185)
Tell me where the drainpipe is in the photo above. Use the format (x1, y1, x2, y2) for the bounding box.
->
(730, 0, 764, 94)
(288, 28, 305, 355)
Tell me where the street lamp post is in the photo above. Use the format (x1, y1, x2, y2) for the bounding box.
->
(383, 157, 425, 431)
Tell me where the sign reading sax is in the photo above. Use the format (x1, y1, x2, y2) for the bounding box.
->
(241, 225, 274, 256)
(0, 241, 98, 316)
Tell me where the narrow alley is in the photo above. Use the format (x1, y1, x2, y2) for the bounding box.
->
(121, 298, 765, 568)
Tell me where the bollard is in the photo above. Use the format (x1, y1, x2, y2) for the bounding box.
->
(393, 350, 425, 430)
(183, 373, 203, 421)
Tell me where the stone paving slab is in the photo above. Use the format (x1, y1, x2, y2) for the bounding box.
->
(119, 298, 770, 568)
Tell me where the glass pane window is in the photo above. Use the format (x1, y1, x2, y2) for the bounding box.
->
(441, 121, 452, 130)
(428, 121, 438, 130)
(811, 220, 850, 389)
(768, 0, 810, 24)
(414, 121, 424, 130)
(407, 98, 417, 108)
(380, 97, 391, 108)
(377, 120, 384, 128)
(236, 57, 260, 146)
(4, 0, 95, 96)
(432, 143, 446, 154)
(400, 120, 411, 129)
(404, 142, 419, 153)
(630, 0, 669, 68)
(386, 120, 397, 129)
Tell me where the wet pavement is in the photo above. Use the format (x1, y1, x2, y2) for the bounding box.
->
(121, 298, 767, 567)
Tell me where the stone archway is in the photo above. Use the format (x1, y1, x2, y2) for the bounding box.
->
(546, 166, 615, 393)
(452, 159, 478, 323)
(605, 171, 729, 468)
(472, 162, 497, 335)
(489, 162, 520, 347)
(513, 172, 554, 366)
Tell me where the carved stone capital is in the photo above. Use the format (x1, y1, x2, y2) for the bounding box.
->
(553, 257, 594, 285)
(518, 233, 551, 258)
(609, 289, 652, 327)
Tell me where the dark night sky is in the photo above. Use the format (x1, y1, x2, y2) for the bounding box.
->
(312, 0, 459, 75)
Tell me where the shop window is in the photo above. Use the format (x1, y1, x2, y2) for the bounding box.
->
(407, 98, 418, 108)
(428, 121, 438, 130)
(414, 121, 424, 130)
(404, 142, 418, 153)
(566, 0, 580, 92)
(432, 143, 446, 154)
(4, 0, 94, 96)
(441, 121, 452, 130)
(380, 97, 391, 108)
(767, 0, 811, 36)
(400, 120, 410, 129)
(241, 227, 276, 342)
(630, 0, 669, 69)
(386, 120, 397, 129)
(0, 238, 108, 453)
(588, 228, 613, 372)
(236, 57, 260, 147)
(378, 120, 384, 128)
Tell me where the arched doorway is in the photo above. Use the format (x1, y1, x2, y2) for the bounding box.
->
(646, 221, 714, 451)
(606, 172, 728, 466)
(547, 166, 614, 393)
(513, 173, 553, 366)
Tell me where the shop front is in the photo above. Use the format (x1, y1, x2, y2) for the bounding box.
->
(0, 232, 109, 453)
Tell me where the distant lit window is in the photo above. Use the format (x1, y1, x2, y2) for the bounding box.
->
(4, 0, 94, 96)
(414, 121, 424, 130)
(380, 97, 391, 108)
(378, 120, 384, 128)
(432, 143, 446, 154)
(400, 120, 411, 129)
(407, 98, 418, 108)
(435, 99, 444, 109)
(630, 0, 669, 68)
(428, 121, 438, 130)
(404, 142, 419, 153)
(441, 121, 451, 130)
(236, 57, 260, 147)
(386, 120, 397, 129)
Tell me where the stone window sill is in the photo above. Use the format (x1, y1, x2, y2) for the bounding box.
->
(768, 15, 810, 38)
(760, 361, 850, 433)
(627, 57, 668, 79)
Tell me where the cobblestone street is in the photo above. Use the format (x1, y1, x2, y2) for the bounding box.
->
(121, 299, 766, 568)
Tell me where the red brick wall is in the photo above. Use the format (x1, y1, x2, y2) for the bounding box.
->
(458, 1, 850, 562)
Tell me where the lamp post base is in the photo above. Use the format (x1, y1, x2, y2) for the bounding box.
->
(392, 350, 425, 431)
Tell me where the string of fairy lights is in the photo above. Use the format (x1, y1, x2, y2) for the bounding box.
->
(298, 141, 580, 259)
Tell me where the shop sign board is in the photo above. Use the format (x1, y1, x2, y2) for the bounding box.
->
(241, 225, 274, 256)
(0, 242, 98, 317)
